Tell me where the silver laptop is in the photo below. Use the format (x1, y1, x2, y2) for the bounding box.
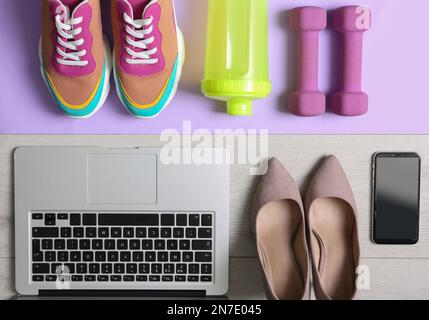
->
(14, 147, 229, 298)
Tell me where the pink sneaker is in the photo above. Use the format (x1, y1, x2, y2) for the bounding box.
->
(40, 0, 111, 118)
(112, 0, 185, 118)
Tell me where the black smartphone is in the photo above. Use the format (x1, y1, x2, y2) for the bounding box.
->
(372, 153, 421, 244)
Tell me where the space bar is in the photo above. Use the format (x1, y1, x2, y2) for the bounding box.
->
(98, 214, 159, 226)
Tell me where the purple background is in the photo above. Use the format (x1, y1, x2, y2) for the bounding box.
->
(1, 0, 429, 134)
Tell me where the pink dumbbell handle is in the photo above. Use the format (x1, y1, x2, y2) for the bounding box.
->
(298, 31, 320, 91)
(341, 32, 364, 92)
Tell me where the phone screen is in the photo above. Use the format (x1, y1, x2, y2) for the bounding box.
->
(373, 153, 421, 244)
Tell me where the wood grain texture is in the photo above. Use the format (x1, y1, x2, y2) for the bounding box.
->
(1, 135, 429, 299)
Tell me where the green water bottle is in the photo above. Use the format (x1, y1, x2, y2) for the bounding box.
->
(201, 0, 271, 116)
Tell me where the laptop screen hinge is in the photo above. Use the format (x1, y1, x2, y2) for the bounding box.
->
(39, 290, 206, 298)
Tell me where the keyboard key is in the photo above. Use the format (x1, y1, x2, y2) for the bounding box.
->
(77, 264, 87, 274)
(51, 263, 61, 274)
(32, 213, 43, 220)
(110, 275, 122, 281)
(202, 264, 212, 274)
(155, 240, 165, 250)
(179, 240, 190, 250)
(130, 240, 140, 250)
(145, 252, 156, 262)
(62, 263, 75, 274)
(189, 264, 199, 274)
(95, 251, 106, 262)
(195, 252, 212, 262)
(70, 251, 81, 262)
(161, 214, 175, 226)
(133, 252, 143, 262)
(72, 275, 83, 282)
(58, 251, 68, 262)
(170, 252, 181, 262)
(42, 239, 53, 250)
(60, 227, 72, 238)
(188, 276, 199, 282)
(162, 275, 173, 282)
(83, 214, 96, 226)
(176, 214, 187, 226)
(137, 275, 148, 281)
(83, 251, 93, 262)
(111, 228, 122, 238)
(97, 275, 109, 282)
(139, 264, 150, 274)
(201, 276, 213, 282)
(167, 240, 178, 250)
(58, 213, 69, 220)
(114, 263, 125, 274)
(79, 239, 90, 250)
(89, 264, 100, 274)
(173, 228, 184, 238)
(32, 239, 41, 251)
(192, 240, 212, 250)
(198, 228, 212, 239)
(70, 214, 81, 226)
(142, 240, 153, 250)
(164, 264, 174, 274)
(136, 228, 146, 238)
(73, 227, 84, 238)
(202, 214, 213, 226)
(98, 228, 109, 238)
(117, 240, 128, 250)
(33, 275, 44, 282)
(85, 228, 97, 238)
(149, 275, 160, 282)
(158, 251, 168, 262)
(102, 263, 112, 274)
(123, 228, 134, 238)
(33, 251, 43, 262)
(85, 275, 96, 282)
(67, 239, 78, 250)
(176, 264, 187, 274)
(175, 276, 186, 282)
(189, 214, 200, 226)
(123, 275, 135, 282)
(33, 227, 58, 238)
(45, 214, 56, 226)
(120, 252, 131, 262)
(148, 228, 159, 238)
(126, 263, 137, 274)
(161, 228, 172, 238)
(45, 251, 56, 262)
(182, 252, 193, 262)
(33, 264, 50, 274)
(46, 275, 57, 282)
(186, 228, 197, 238)
(92, 240, 103, 250)
(54, 239, 65, 250)
(105, 240, 116, 250)
(108, 252, 118, 262)
(99, 214, 159, 226)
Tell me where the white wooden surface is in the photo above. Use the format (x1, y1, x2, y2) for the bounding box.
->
(1, 135, 429, 300)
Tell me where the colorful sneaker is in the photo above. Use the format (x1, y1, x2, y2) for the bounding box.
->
(112, 0, 185, 118)
(40, 0, 111, 118)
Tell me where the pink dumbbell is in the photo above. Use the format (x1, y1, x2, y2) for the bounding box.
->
(331, 6, 371, 116)
(289, 7, 327, 117)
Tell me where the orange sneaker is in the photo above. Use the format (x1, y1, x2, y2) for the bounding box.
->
(112, 0, 185, 118)
(40, 0, 111, 118)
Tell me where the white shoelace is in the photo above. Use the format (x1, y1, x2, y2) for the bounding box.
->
(55, 12, 88, 67)
(123, 11, 159, 65)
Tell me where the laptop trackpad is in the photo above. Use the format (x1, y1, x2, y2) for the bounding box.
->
(87, 154, 157, 204)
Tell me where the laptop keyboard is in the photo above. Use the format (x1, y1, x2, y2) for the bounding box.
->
(31, 212, 214, 284)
